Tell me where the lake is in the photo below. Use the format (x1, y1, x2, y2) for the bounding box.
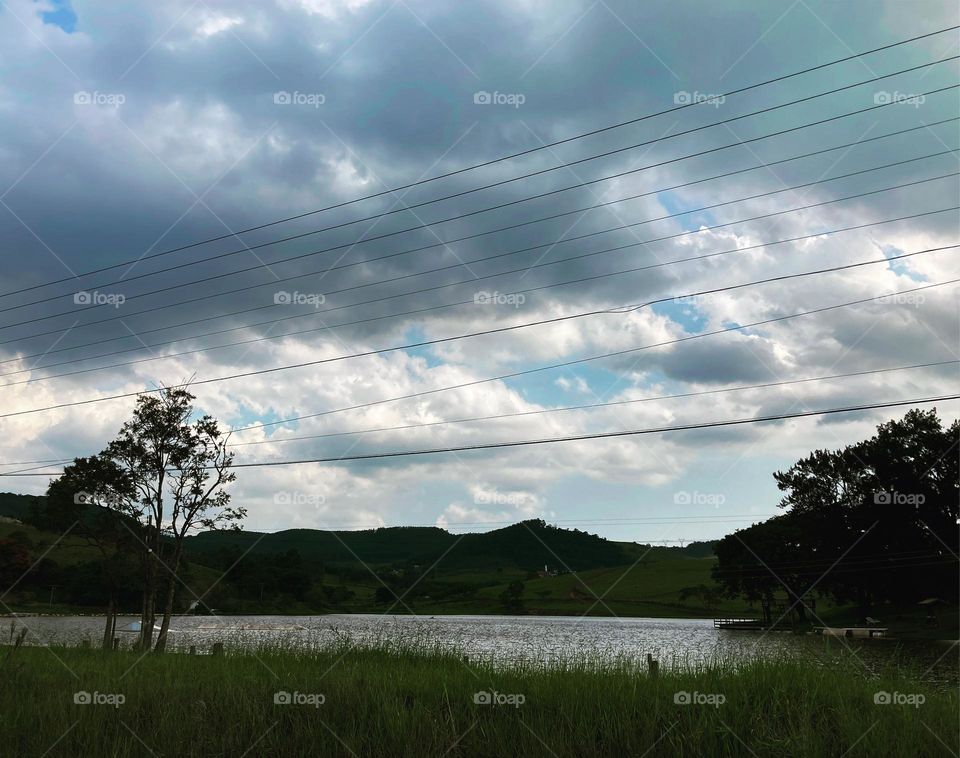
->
(5, 614, 956, 682)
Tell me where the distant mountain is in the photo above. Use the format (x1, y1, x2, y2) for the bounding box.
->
(1, 492, 713, 571)
(184, 518, 632, 571)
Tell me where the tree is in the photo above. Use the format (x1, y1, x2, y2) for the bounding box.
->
(714, 409, 959, 621)
(499, 580, 525, 612)
(47, 387, 244, 652)
(45, 454, 141, 650)
(712, 513, 821, 623)
(0, 538, 31, 595)
(677, 583, 722, 611)
(151, 409, 240, 652)
(103, 388, 197, 650)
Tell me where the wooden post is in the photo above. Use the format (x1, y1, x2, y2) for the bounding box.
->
(646, 653, 659, 677)
(211, 642, 224, 656)
(189, 645, 197, 655)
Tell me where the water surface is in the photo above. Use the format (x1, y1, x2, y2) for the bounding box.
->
(6, 613, 955, 681)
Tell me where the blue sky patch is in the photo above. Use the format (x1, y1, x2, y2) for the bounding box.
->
(38, 0, 76, 33)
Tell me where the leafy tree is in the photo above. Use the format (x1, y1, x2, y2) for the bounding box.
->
(46, 387, 243, 652)
(0, 538, 31, 596)
(714, 409, 959, 621)
(151, 406, 240, 652)
(45, 454, 141, 649)
(499, 580, 525, 612)
(677, 583, 722, 611)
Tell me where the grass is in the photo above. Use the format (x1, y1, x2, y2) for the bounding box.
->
(1, 640, 956, 757)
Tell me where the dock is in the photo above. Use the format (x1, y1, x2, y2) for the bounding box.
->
(713, 617, 766, 630)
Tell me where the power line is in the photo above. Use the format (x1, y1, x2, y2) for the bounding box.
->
(0, 88, 960, 320)
(123, 395, 960, 470)
(7, 394, 957, 477)
(221, 360, 960, 447)
(226, 279, 958, 435)
(219, 394, 960, 467)
(3, 205, 951, 375)
(7, 139, 954, 332)
(5, 24, 955, 300)
(3, 168, 955, 345)
(2, 246, 952, 390)
(13, 360, 952, 470)
(0, 250, 951, 414)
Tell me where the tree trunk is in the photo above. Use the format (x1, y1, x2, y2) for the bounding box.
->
(139, 555, 156, 651)
(101, 591, 116, 651)
(153, 546, 182, 653)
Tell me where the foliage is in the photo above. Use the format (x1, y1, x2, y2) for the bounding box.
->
(713, 409, 959, 618)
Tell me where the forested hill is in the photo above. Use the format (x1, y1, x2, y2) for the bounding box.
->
(0, 492, 715, 572)
(183, 519, 634, 571)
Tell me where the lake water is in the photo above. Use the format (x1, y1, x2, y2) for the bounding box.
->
(5, 614, 956, 682)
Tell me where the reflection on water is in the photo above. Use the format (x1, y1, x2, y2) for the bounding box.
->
(5, 614, 956, 682)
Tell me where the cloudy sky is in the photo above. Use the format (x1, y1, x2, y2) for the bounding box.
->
(0, 0, 957, 542)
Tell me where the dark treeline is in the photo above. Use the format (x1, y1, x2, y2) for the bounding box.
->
(713, 409, 959, 623)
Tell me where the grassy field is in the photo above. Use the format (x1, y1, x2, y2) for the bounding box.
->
(1, 641, 956, 757)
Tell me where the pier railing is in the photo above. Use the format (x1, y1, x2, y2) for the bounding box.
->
(713, 618, 762, 628)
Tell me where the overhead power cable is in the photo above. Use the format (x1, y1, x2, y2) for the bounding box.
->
(11, 360, 952, 471)
(6, 395, 957, 477)
(3, 168, 955, 344)
(223, 360, 960, 447)
(0, 249, 951, 412)
(5, 83, 957, 321)
(4, 25, 955, 300)
(3, 205, 951, 374)
(218, 395, 960, 467)
(226, 279, 958, 435)
(1, 246, 952, 390)
(4, 136, 954, 324)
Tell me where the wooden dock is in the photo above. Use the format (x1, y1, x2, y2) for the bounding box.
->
(713, 617, 766, 630)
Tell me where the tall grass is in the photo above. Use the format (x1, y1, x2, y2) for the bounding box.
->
(1, 640, 956, 757)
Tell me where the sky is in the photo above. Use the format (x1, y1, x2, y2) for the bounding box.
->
(0, 0, 957, 543)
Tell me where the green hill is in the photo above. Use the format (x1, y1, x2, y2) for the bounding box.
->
(1, 492, 732, 617)
(183, 518, 633, 572)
